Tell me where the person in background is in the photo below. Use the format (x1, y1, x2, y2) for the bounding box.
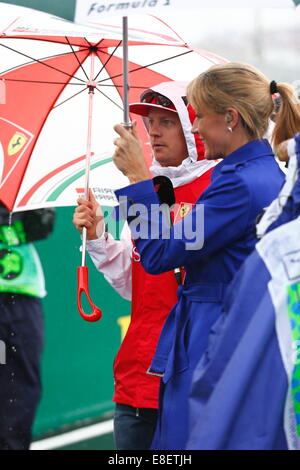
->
(0, 206, 55, 450)
(111, 62, 299, 449)
(73, 81, 217, 450)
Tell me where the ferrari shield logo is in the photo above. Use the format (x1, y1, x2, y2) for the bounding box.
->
(173, 202, 193, 224)
(179, 204, 192, 218)
(180, 205, 191, 219)
(8, 132, 28, 156)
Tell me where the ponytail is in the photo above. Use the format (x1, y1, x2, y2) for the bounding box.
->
(272, 83, 300, 147)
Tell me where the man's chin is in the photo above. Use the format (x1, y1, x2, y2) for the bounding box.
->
(155, 160, 171, 167)
(153, 155, 170, 167)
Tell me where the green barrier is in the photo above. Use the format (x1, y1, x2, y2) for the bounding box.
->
(33, 207, 130, 436)
(1, 0, 130, 438)
(1, 0, 75, 20)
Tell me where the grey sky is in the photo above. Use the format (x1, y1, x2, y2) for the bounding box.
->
(158, 7, 300, 45)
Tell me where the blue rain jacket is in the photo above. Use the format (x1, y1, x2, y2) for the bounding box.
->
(115, 139, 284, 449)
(187, 134, 300, 450)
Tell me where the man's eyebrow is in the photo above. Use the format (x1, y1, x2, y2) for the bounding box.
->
(159, 114, 177, 119)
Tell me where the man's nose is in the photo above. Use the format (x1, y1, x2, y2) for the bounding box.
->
(149, 123, 161, 136)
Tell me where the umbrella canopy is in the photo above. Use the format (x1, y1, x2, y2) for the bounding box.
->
(0, 3, 226, 213)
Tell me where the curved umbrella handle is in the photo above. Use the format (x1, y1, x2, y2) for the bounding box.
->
(77, 266, 102, 322)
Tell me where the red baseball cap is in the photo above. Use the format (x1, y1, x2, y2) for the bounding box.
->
(129, 91, 177, 117)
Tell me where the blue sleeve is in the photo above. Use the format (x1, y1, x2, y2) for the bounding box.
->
(115, 175, 251, 274)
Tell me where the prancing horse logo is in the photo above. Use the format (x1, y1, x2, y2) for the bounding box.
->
(8, 132, 28, 156)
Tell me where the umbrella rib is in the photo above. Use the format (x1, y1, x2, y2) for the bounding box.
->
(97, 84, 156, 89)
(65, 37, 89, 81)
(1, 51, 67, 74)
(0, 42, 87, 84)
(52, 86, 88, 109)
(2, 78, 84, 85)
(94, 86, 123, 111)
(97, 49, 193, 84)
(94, 39, 105, 48)
(94, 41, 122, 81)
(0, 49, 89, 76)
(82, 37, 100, 48)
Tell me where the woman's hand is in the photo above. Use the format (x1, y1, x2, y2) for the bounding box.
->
(72, 190, 104, 240)
(113, 122, 150, 184)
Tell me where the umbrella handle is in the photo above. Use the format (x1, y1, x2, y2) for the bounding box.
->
(77, 266, 102, 322)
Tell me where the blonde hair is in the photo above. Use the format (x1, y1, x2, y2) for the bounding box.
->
(187, 62, 300, 147)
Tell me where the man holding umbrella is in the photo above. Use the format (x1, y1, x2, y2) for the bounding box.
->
(73, 80, 217, 450)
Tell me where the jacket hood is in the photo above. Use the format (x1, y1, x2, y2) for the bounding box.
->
(129, 81, 205, 162)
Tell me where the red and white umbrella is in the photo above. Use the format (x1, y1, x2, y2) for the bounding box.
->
(0, 3, 225, 213)
(0, 3, 225, 320)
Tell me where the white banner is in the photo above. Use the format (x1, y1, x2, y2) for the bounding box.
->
(74, 0, 295, 23)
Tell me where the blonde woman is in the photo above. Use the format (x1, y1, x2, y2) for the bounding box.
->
(112, 62, 300, 449)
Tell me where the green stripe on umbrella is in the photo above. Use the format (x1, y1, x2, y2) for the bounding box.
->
(47, 157, 113, 202)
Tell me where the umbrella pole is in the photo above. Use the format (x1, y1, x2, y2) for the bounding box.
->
(81, 51, 96, 267)
(122, 16, 131, 129)
(76, 50, 102, 322)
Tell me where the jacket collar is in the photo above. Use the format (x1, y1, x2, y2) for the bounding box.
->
(212, 139, 274, 179)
